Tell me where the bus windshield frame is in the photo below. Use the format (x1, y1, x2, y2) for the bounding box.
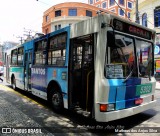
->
(105, 31, 154, 79)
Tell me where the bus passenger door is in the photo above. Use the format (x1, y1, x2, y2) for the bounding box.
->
(69, 34, 94, 112)
(24, 50, 32, 91)
(6, 55, 11, 83)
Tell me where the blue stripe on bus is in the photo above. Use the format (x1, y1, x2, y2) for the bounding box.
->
(32, 84, 47, 92)
(108, 78, 142, 110)
(125, 85, 139, 99)
(125, 99, 135, 108)
(116, 86, 126, 110)
(126, 78, 141, 86)
(108, 79, 125, 103)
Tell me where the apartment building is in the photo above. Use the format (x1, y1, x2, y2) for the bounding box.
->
(88, 0, 135, 20)
(131, 0, 160, 32)
(42, 2, 107, 34)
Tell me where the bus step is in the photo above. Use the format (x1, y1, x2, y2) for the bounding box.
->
(75, 107, 91, 117)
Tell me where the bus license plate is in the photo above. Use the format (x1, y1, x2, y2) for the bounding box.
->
(136, 84, 152, 96)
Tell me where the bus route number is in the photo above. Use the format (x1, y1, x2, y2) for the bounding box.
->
(136, 84, 152, 96)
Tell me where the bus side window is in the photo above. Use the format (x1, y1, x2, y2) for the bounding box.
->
(73, 46, 82, 70)
(17, 47, 24, 66)
(11, 49, 18, 65)
(48, 33, 66, 66)
(34, 39, 47, 65)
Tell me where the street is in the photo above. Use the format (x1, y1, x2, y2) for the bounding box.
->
(0, 80, 160, 136)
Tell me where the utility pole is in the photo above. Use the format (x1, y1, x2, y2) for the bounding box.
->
(135, 0, 140, 24)
(24, 28, 32, 38)
(16, 36, 23, 45)
(23, 28, 34, 41)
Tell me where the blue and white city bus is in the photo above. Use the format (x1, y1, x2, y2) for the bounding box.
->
(4, 14, 156, 122)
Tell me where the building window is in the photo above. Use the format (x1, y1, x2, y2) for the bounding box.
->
(154, 7, 160, 27)
(86, 10, 92, 17)
(128, 12, 130, 18)
(96, 0, 99, 2)
(102, 2, 107, 9)
(58, 24, 61, 30)
(55, 25, 57, 31)
(119, 8, 124, 16)
(128, 2, 132, 9)
(97, 4, 100, 8)
(90, 0, 93, 4)
(45, 28, 48, 34)
(119, 0, 124, 5)
(142, 13, 147, 27)
(69, 9, 77, 16)
(46, 15, 49, 22)
(55, 10, 61, 17)
(110, 9, 115, 12)
(110, 0, 115, 6)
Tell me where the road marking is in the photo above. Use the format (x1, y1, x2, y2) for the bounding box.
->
(0, 85, 48, 109)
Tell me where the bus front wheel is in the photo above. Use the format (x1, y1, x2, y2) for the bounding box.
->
(50, 90, 64, 112)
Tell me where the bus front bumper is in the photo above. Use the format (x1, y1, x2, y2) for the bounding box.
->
(95, 100, 156, 122)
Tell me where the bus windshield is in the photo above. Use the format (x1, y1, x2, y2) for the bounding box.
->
(136, 39, 153, 77)
(106, 33, 153, 79)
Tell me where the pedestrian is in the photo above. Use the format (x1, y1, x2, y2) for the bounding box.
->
(0, 74, 3, 82)
(0, 68, 3, 82)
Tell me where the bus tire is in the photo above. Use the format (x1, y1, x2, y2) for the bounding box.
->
(12, 76, 16, 90)
(50, 90, 64, 113)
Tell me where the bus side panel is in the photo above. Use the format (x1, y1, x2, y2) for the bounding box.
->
(47, 67, 68, 109)
(31, 67, 68, 109)
(31, 67, 47, 100)
(3, 66, 7, 79)
(10, 67, 24, 90)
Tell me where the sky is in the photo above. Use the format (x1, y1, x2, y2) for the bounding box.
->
(0, 0, 87, 43)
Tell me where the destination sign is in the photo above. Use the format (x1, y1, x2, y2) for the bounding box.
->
(113, 19, 152, 40)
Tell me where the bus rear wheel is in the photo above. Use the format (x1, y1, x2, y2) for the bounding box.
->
(12, 77, 16, 90)
(50, 90, 64, 113)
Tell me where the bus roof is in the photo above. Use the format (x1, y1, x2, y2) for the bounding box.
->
(70, 14, 156, 40)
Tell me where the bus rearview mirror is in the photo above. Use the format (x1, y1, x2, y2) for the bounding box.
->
(107, 31, 115, 47)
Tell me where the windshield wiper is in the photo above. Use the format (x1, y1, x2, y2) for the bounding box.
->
(123, 62, 135, 83)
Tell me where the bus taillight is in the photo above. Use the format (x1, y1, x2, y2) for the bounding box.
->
(100, 104, 115, 112)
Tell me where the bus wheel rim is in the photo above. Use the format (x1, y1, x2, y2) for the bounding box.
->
(52, 93, 61, 106)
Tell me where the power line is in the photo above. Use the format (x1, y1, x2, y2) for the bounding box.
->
(36, 0, 51, 6)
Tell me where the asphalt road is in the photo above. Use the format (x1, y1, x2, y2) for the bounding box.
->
(0, 80, 160, 136)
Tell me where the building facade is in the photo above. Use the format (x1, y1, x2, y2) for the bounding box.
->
(131, 0, 160, 33)
(88, 0, 135, 20)
(42, 2, 107, 34)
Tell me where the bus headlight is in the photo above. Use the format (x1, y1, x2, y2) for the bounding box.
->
(100, 104, 115, 112)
